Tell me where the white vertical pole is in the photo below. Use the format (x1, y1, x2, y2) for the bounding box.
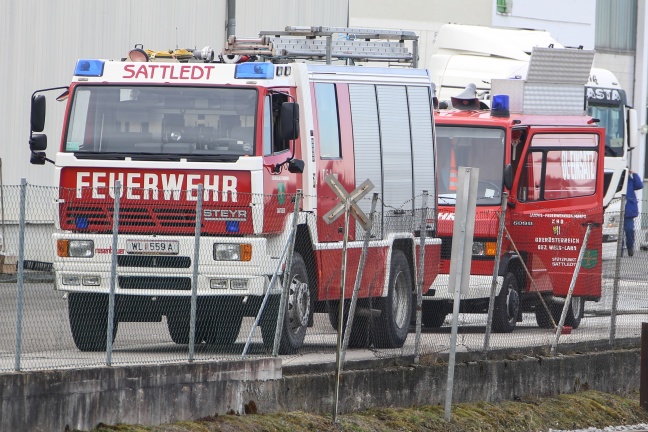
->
(445, 167, 478, 422)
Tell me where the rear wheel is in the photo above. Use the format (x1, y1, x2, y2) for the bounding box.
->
(326, 300, 371, 348)
(372, 250, 413, 349)
(491, 272, 520, 333)
(564, 297, 585, 329)
(261, 252, 312, 354)
(69, 293, 118, 352)
(535, 297, 585, 330)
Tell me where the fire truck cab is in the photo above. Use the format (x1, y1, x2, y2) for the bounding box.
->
(427, 47, 606, 332)
(28, 27, 441, 353)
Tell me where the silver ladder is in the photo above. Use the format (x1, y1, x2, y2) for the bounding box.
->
(223, 26, 419, 67)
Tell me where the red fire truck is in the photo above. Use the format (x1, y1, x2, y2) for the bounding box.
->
(28, 27, 441, 353)
(426, 47, 606, 332)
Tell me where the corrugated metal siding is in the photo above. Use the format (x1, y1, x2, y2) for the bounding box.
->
(349, 84, 383, 236)
(376, 85, 413, 209)
(408, 86, 435, 209)
(235, 0, 349, 37)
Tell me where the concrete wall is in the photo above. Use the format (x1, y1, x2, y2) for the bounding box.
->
(0, 343, 641, 431)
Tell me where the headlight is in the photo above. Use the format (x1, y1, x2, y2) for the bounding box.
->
(605, 214, 619, 228)
(213, 243, 252, 261)
(57, 240, 94, 257)
(472, 241, 497, 257)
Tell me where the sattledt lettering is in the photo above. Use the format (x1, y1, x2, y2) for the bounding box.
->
(122, 64, 216, 81)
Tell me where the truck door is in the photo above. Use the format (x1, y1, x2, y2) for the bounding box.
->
(510, 128, 604, 298)
(313, 82, 356, 242)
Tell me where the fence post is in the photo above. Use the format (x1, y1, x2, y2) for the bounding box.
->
(341, 192, 378, 366)
(610, 195, 626, 345)
(14, 178, 27, 371)
(483, 192, 508, 353)
(106, 180, 121, 366)
(189, 184, 204, 362)
(414, 191, 429, 361)
(551, 223, 593, 355)
(641, 322, 648, 411)
(273, 190, 302, 356)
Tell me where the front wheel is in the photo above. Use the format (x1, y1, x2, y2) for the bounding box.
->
(69, 293, 118, 352)
(372, 250, 413, 348)
(260, 252, 313, 354)
(491, 272, 520, 333)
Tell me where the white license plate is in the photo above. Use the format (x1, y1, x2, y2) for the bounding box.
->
(126, 240, 179, 255)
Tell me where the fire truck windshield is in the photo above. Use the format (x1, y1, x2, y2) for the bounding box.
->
(436, 126, 505, 206)
(587, 103, 624, 157)
(64, 85, 258, 158)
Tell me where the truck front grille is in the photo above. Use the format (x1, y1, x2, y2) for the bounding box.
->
(118, 276, 192, 290)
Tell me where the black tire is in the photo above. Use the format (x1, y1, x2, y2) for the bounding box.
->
(69, 292, 118, 352)
(422, 301, 447, 328)
(534, 299, 555, 329)
(201, 298, 244, 346)
(166, 299, 191, 345)
(372, 250, 413, 349)
(563, 297, 585, 329)
(326, 300, 371, 348)
(260, 252, 312, 354)
(535, 297, 585, 330)
(491, 272, 520, 333)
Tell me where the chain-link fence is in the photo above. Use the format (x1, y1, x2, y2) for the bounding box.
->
(0, 183, 645, 373)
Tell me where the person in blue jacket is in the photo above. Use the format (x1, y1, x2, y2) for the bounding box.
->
(624, 170, 643, 256)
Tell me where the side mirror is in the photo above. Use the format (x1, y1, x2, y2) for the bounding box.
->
(279, 102, 299, 141)
(30, 152, 47, 165)
(30, 134, 47, 151)
(503, 164, 513, 190)
(287, 158, 305, 174)
(31, 94, 47, 132)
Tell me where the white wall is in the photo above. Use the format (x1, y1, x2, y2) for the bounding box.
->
(491, 0, 596, 50)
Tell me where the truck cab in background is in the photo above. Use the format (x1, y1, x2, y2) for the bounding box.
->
(428, 25, 638, 256)
(427, 47, 606, 332)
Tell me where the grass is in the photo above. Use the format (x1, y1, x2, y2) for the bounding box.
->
(79, 390, 648, 432)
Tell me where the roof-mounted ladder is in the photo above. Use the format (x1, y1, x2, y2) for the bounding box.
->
(222, 26, 419, 67)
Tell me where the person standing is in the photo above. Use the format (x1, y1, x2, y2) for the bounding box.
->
(624, 170, 643, 256)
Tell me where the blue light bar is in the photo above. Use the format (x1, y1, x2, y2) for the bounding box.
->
(491, 94, 510, 118)
(235, 63, 274, 79)
(74, 59, 105, 77)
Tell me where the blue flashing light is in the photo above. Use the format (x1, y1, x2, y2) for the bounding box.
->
(235, 62, 274, 79)
(226, 221, 240, 233)
(74, 59, 105, 77)
(491, 94, 510, 117)
(75, 217, 89, 229)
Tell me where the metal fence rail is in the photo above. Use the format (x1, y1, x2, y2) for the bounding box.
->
(0, 183, 645, 374)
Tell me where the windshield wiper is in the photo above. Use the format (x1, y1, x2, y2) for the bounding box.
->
(74, 151, 242, 162)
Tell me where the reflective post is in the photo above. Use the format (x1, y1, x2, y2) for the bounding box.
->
(189, 184, 204, 362)
(106, 180, 121, 366)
